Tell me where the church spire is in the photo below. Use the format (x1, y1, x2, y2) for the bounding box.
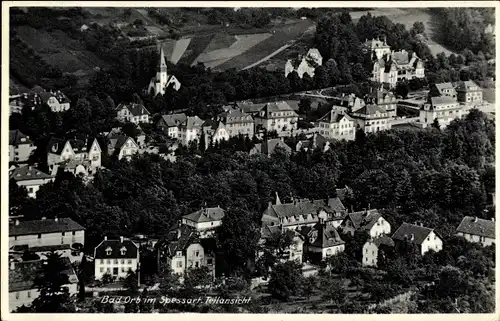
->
(275, 192, 282, 205)
(159, 45, 167, 72)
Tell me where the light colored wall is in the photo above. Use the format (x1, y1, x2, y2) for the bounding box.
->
(420, 231, 443, 255)
(15, 178, 55, 198)
(95, 257, 138, 280)
(368, 217, 391, 238)
(10, 142, 36, 163)
(9, 230, 85, 248)
(9, 282, 77, 312)
(362, 242, 379, 267)
(456, 232, 495, 247)
(118, 139, 139, 160)
(186, 243, 206, 269)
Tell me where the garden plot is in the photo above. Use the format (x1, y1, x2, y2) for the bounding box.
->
(191, 33, 272, 68)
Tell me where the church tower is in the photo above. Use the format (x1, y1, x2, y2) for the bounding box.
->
(147, 44, 181, 96)
(157, 46, 168, 95)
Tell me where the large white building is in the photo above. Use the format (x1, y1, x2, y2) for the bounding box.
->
(147, 47, 181, 96)
(94, 236, 140, 280)
(285, 48, 323, 79)
(9, 130, 36, 163)
(46, 137, 102, 176)
(419, 96, 464, 129)
(181, 206, 225, 238)
(254, 101, 298, 136)
(116, 103, 150, 124)
(317, 109, 356, 141)
(9, 166, 55, 198)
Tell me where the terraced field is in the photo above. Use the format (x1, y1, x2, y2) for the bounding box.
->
(177, 34, 215, 66)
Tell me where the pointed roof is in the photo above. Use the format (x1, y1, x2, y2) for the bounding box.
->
(456, 216, 495, 239)
(9, 129, 33, 146)
(182, 206, 225, 223)
(391, 222, 436, 245)
(275, 192, 282, 205)
(10, 166, 53, 182)
(159, 113, 187, 127)
(319, 109, 353, 123)
(159, 46, 167, 71)
(307, 223, 345, 248)
(344, 209, 382, 231)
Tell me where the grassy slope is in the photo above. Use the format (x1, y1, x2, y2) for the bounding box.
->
(178, 34, 215, 66)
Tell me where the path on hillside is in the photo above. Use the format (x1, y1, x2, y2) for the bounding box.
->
(241, 43, 293, 70)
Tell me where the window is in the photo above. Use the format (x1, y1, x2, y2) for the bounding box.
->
(100, 267, 104, 272)
(207, 258, 213, 265)
(14, 236, 17, 241)
(16, 293, 20, 300)
(121, 268, 125, 273)
(128, 260, 132, 264)
(114, 260, 118, 264)
(195, 261, 199, 268)
(27, 291, 31, 298)
(176, 261, 183, 268)
(38, 234, 42, 239)
(195, 251, 199, 257)
(100, 259, 104, 264)
(121, 259, 125, 264)
(105, 247, 112, 256)
(107, 260, 111, 264)
(62, 232, 65, 236)
(72, 231, 76, 236)
(29, 187, 34, 193)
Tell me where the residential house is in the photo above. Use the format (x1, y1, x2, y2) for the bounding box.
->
(455, 80, 483, 106)
(419, 96, 463, 129)
(318, 109, 356, 141)
(364, 37, 392, 59)
(328, 93, 365, 111)
(9, 130, 36, 163)
(9, 258, 78, 312)
(202, 120, 230, 148)
(181, 206, 225, 238)
(9, 166, 54, 198)
(107, 135, 140, 160)
(12, 88, 71, 113)
(158, 225, 216, 281)
(429, 83, 457, 99)
(300, 220, 345, 262)
(94, 236, 140, 280)
(456, 216, 495, 247)
(178, 116, 205, 146)
(364, 87, 397, 118)
(285, 48, 323, 78)
(349, 104, 392, 133)
(249, 138, 292, 157)
(157, 113, 187, 139)
(46, 137, 102, 175)
(216, 108, 255, 138)
(259, 225, 304, 264)
(9, 217, 85, 263)
(261, 193, 347, 231)
(294, 133, 337, 153)
(392, 222, 443, 256)
(116, 103, 150, 124)
(254, 101, 298, 136)
(147, 46, 181, 96)
(339, 209, 391, 238)
(362, 236, 394, 267)
(235, 101, 267, 117)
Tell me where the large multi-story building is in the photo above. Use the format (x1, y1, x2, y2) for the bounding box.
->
(178, 116, 205, 146)
(455, 80, 483, 106)
(181, 206, 225, 239)
(317, 109, 356, 141)
(157, 113, 187, 139)
(285, 48, 323, 79)
(12, 87, 71, 113)
(429, 83, 457, 99)
(9, 166, 55, 198)
(350, 104, 392, 133)
(46, 137, 102, 175)
(254, 101, 298, 136)
(339, 209, 391, 238)
(201, 120, 230, 148)
(116, 103, 150, 124)
(107, 135, 140, 161)
(147, 46, 181, 96)
(9, 130, 36, 163)
(94, 236, 140, 280)
(216, 108, 255, 138)
(419, 96, 463, 129)
(364, 87, 397, 118)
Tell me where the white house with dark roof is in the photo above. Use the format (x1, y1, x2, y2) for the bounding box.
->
(455, 80, 483, 106)
(364, 37, 392, 60)
(362, 236, 394, 267)
(94, 236, 139, 280)
(9, 257, 78, 312)
(9, 166, 54, 198)
(300, 221, 345, 262)
(107, 135, 139, 160)
(178, 116, 205, 145)
(116, 103, 150, 124)
(318, 109, 356, 141)
(392, 222, 443, 256)
(456, 216, 495, 247)
(429, 83, 457, 99)
(254, 101, 299, 136)
(339, 209, 391, 238)
(259, 225, 305, 264)
(349, 104, 392, 133)
(285, 48, 323, 79)
(364, 86, 397, 118)
(9, 129, 36, 163)
(202, 120, 230, 148)
(182, 206, 225, 238)
(216, 108, 255, 138)
(13, 88, 71, 113)
(9, 217, 85, 255)
(419, 96, 463, 129)
(157, 113, 187, 138)
(261, 193, 347, 231)
(46, 137, 102, 176)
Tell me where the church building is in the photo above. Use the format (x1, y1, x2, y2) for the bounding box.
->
(147, 46, 181, 96)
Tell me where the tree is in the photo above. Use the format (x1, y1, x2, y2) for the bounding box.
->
(124, 270, 139, 294)
(267, 261, 303, 301)
(431, 118, 441, 130)
(159, 266, 180, 294)
(31, 252, 76, 312)
(395, 82, 409, 98)
(301, 276, 317, 301)
(184, 266, 212, 292)
(298, 97, 312, 115)
(132, 93, 144, 106)
(322, 278, 347, 305)
(121, 122, 140, 140)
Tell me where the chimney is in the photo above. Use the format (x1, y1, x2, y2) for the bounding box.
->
(10, 261, 16, 271)
(474, 217, 478, 223)
(120, 236, 124, 243)
(54, 217, 58, 222)
(368, 203, 371, 210)
(15, 219, 20, 226)
(41, 217, 46, 220)
(279, 223, 283, 232)
(104, 236, 108, 241)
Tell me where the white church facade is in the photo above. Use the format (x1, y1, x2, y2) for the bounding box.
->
(285, 48, 323, 79)
(147, 47, 181, 97)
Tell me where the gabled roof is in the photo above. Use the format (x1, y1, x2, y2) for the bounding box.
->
(307, 223, 344, 248)
(456, 216, 495, 239)
(9, 166, 53, 182)
(108, 135, 137, 151)
(236, 101, 267, 114)
(9, 257, 77, 292)
(202, 119, 226, 132)
(391, 222, 435, 245)
(47, 137, 70, 155)
(264, 197, 346, 219)
(455, 80, 481, 92)
(433, 82, 455, 93)
(217, 109, 253, 123)
(159, 113, 187, 127)
(251, 138, 292, 156)
(369, 235, 395, 248)
(351, 104, 386, 116)
(117, 103, 150, 116)
(258, 101, 298, 117)
(430, 96, 457, 106)
(392, 50, 410, 65)
(319, 110, 353, 123)
(10, 218, 84, 236)
(182, 207, 225, 223)
(94, 238, 139, 259)
(344, 209, 381, 231)
(180, 116, 204, 130)
(9, 130, 33, 146)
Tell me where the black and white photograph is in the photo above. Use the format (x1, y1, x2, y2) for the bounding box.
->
(3, 1, 498, 316)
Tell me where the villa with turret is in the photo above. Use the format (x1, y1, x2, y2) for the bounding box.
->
(147, 46, 182, 96)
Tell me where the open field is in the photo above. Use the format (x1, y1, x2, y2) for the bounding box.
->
(178, 34, 215, 66)
(216, 20, 315, 71)
(350, 8, 456, 56)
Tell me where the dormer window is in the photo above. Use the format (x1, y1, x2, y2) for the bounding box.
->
(105, 246, 112, 256)
(120, 246, 127, 255)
